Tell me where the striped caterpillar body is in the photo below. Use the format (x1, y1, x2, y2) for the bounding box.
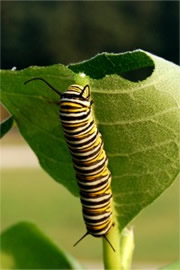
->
(24, 78, 115, 251)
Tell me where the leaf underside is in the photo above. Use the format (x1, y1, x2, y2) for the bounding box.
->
(0, 116, 14, 138)
(1, 50, 180, 231)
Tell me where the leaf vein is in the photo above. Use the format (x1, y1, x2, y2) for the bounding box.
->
(98, 106, 179, 126)
(92, 69, 176, 94)
(108, 139, 178, 158)
(19, 114, 65, 143)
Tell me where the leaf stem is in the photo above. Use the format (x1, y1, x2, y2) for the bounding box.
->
(102, 211, 134, 270)
(103, 223, 121, 270)
(120, 227, 134, 270)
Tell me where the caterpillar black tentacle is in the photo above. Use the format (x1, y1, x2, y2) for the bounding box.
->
(24, 78, 115, 252)
(24, 78, 63, 96)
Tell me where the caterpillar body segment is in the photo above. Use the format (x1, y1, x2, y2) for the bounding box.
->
(24, 79, 115, 251)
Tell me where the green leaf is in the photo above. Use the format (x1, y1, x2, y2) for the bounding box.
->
(160, 261, 180, 270)
(0, 222, 83, 269)
(0, 50, 179, 232)
(69, 50, 154, 79)
(0, 116, 14, 138)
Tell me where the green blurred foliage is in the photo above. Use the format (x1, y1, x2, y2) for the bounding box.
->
(1, 168, 179, 265)
(1, 1, 179, 69)
(0, 222, 83, 269)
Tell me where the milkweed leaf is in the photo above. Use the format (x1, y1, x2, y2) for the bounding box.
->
(0, 50, 179, 231)
(0, 222, 84, 269)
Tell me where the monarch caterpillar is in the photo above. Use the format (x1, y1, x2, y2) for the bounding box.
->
(24, 78, 115, 251)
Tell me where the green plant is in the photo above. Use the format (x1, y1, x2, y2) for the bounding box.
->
(1, 50, 179, 269)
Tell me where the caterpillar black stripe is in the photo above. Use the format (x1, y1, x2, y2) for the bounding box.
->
(24, 78, 115, 251)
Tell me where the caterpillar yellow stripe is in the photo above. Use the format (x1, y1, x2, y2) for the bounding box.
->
(24, 78, 115, 251)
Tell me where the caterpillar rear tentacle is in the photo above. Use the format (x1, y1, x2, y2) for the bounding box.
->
(24, 78, 115, 252)
(73, 232, 89, 247)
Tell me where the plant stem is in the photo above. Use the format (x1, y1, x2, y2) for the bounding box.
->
(102, 216, 134, 269)
(103, 223, 121, 270)
(120, 227, 134, 270)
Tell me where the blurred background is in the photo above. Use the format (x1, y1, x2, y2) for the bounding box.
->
(1, 1, 179, 69)
(1, 1, 179, 269)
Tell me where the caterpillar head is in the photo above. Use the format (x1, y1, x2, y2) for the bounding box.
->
(62, 84, 92, 106)
(67, 84, 90, 99)
(24, 78, 93, 106)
